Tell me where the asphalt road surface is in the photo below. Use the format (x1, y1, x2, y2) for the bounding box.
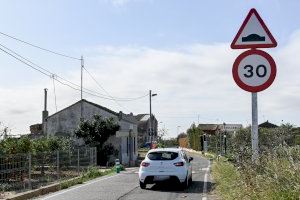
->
(36, 153, 215, 200)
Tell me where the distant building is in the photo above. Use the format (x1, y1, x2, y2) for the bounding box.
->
(28, 124, 43, 139)
(198, 123, 243, 135)
(31, 97, 138, 166)
(259, 121, 278, 128)
(134, 114, 158, 147)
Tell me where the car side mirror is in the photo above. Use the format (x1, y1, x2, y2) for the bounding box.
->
(189, 157, 193, 162)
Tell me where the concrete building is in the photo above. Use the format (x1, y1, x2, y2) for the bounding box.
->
(134, 114, 158, 147)
(31, 97, 138, 166)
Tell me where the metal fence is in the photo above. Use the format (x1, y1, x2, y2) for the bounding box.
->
(0, 147, 96, 193)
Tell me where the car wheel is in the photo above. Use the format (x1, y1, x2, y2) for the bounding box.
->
(181, 176, 189, 189)
(189, 174, 192, 184)
(140, 181, 146, 189)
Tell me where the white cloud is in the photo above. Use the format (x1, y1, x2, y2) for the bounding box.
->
(1, 30, 300, 137)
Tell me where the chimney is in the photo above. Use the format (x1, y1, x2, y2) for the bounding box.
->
(42, 88, 49, 122)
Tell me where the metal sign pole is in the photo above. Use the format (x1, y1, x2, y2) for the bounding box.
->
(251, 92, 259, 161)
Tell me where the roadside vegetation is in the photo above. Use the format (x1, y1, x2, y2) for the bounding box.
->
(0, 136, 71, 155)
(180, 123, 300, 199)
(208, 125, 300, 200)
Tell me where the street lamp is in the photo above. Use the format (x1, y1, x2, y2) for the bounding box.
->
(149, 90, 157, 148)
(177, 126, 181, 135)
(223, 122, 226, 155)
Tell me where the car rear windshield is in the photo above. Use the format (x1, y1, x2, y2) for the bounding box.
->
(147, 151, 178, 160)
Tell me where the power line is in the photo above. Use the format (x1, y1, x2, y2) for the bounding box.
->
(0, 46, 51, 77)
(83, 66, 131, 112)
(0, 43, 148, 106)
(82, 66, 148, 101)
(0, 43, 147, 101)
(0, 31, 80, 60)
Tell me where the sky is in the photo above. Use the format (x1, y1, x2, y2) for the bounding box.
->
(0, 0, 300, 138)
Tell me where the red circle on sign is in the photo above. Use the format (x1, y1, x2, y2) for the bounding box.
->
(232, 49, 276, 92)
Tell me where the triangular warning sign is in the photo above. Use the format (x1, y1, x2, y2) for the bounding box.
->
(231, 8, 277, 49)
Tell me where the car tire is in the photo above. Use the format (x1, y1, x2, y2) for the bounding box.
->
(189, 174, 192, 184)
(140, 181, 146, 189)
(181, 176, 189, 189)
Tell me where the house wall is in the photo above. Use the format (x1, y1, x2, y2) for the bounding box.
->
(136, 116, 158, 147)
(44, 101, 137, 165)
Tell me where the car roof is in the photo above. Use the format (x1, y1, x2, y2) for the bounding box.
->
(147, 148, 182, 153)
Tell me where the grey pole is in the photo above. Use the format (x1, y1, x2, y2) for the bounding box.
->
(81, 56, 84, 101)
(80, 56, 84, 119)
(28, 154, 32, 189)
(251, 92, 259, 161)
(56, 151, 60, 180)
(77, 148, 80, 175)
(149, 90, 152, 146)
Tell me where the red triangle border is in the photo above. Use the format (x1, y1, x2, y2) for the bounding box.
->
(231, 8, 277, 49)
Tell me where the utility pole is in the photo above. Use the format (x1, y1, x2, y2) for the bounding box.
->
(149, 90, 157, 148)
(80, 56, 84, 120)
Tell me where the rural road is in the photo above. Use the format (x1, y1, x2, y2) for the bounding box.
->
(35, 153, 215, 200)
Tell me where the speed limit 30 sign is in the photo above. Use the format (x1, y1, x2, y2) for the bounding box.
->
(232, 49, 276, 92)
(231, 8, 277, 161)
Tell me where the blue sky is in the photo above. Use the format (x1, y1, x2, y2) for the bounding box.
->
(1, 0, 299, 47)
(1, 0, 300, 137)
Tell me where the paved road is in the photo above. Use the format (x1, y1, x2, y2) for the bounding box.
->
(36, 153, 215, 200)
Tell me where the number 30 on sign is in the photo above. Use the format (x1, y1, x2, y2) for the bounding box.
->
(232, 49, 276, 92)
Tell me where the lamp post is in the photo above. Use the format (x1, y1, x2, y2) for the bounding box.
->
(149, 90, 157, 148)
(177, 126, 181, 135)
(223, 122, 226, 155)
(224, 134, 227, 155)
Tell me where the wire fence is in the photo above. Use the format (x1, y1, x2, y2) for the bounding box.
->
(0, 147, 96, 193)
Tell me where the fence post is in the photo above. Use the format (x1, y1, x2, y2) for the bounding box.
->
(77, 148, 80, 175)
(89, 148, 92, 166)
(56, 151, 60, 180)
(28, 154, 32, 189)
(94, 147, 97, 166)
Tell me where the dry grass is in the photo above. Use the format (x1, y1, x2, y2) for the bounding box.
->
(212, 146, 300, 200)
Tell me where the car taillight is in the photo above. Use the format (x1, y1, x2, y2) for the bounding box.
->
(141, 162, 150, 167)
(174, 162, 184, 167)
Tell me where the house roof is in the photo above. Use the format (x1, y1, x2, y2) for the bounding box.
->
(198, 124, 220, 131)
(259, 121, 278, 128)
(135, 114, 152, 121)
(135, 114, 147, 121)
(46, 99, 137, 123)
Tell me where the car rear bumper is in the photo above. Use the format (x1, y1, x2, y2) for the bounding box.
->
(139, 170, 187, 183)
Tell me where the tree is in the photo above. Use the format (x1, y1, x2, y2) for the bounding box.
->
(74, 115, 120, 165)
(157, 128, 168, 147)
(177, 133, 188, 148)
(187, 123, 203, 151)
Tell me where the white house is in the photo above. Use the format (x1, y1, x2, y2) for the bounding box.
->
(42, 99, 138, 166)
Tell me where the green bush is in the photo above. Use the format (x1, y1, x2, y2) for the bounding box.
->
(213, 146, 300, 200)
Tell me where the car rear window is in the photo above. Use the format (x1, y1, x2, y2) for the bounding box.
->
(147, 151, 178, 160)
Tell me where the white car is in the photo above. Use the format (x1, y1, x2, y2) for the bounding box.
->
(138, 148, 193, 189)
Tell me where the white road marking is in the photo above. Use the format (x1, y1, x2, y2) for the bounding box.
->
(202, 160, 211, 200)
(40, 174, 121, 200)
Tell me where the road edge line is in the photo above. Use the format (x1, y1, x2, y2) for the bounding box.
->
(202, 160, 211, 200)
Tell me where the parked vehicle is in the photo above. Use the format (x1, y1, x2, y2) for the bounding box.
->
(138, 148, 193, 189)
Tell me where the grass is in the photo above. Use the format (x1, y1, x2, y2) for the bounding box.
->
(211, 146, 300, 200)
